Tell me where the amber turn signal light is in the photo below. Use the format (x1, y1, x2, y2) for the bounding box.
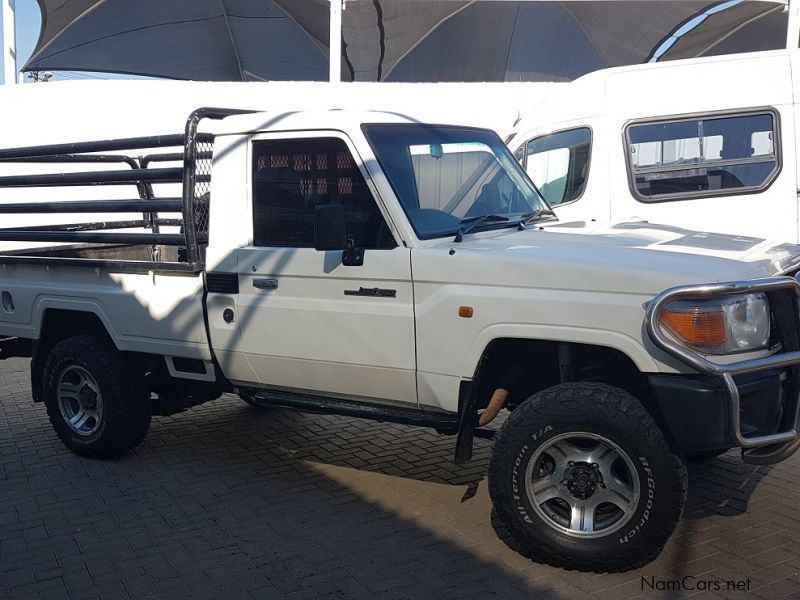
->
(661, 308, 726, 347)
(459, 306, 474, 318)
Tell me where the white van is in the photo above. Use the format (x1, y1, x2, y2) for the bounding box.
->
(507, 50, 800, 241)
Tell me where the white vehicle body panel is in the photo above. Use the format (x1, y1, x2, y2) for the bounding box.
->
(0, 268, 210, 359)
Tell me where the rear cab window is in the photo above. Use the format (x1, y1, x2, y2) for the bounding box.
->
(625, 110, 780, 202)
(521, 127, 592, 207)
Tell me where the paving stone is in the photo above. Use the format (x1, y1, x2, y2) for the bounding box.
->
(0, 355, 797, 599)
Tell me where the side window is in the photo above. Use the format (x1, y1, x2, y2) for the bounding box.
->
(524, 128, 592, 206)
(252, 137, 396, 249)
(625, 111, 779, 202)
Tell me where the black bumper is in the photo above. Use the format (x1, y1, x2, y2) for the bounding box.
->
(649, 370, 788, 452)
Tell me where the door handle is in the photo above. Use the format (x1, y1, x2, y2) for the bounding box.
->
(253, 278, 278, 290)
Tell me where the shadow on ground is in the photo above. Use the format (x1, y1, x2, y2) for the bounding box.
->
(1, 370, 551, 600)
(2, 361, 799, 600)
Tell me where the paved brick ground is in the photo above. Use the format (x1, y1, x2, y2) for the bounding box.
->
(0, 355, 798, 600)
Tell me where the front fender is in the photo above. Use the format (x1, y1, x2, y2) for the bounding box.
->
(460, 323, 662, 379)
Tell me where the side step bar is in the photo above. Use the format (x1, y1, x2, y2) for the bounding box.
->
(0, 337, 32, 360)
(244, 388, 460, 432)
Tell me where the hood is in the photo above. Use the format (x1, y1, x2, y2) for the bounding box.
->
(417, 220, 800, 295)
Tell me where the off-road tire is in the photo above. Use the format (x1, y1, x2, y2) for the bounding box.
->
(43, 335, 150, 458)
(488, 382, 687, 572)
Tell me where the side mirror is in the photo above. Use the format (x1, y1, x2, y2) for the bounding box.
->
(314, 204, 365, 266)
(314, 204, 347, 251)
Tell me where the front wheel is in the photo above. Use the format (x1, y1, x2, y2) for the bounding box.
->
(488, 382, 687, 572)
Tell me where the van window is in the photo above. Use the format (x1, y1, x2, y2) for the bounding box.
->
(523, 128, 591, 206)
(626, 111, 779, 201)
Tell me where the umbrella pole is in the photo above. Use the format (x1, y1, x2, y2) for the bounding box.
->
(789, 0, 800, 52)
(2, 0, 16, 85)
(329, 0, 343, 83)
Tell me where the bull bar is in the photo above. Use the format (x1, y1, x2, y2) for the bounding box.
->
(645, 276, 800, 453)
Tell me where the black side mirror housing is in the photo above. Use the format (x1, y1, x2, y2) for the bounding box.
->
(343, 239, 364, 267)
(314, 204, 365, 266)
(314, 204, 347, 251)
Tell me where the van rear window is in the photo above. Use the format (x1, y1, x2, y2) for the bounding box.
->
(625, 111, 779, 202)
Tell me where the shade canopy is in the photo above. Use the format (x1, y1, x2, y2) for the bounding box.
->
(24, 0, 788, 82)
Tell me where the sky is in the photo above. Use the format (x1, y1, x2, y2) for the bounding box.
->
(1, 0, 42, 84)
(0, 0, 138, 84)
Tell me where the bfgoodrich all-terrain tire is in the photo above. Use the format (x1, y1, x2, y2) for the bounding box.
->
(488, 382, 687, 572)
(42, 335, 151, 458)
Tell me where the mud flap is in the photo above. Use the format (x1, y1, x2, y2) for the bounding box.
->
(454, 381, 476, 464)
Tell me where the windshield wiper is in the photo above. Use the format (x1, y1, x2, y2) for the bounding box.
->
(521, 208, 557, 224)
(454, 214, 509, 242)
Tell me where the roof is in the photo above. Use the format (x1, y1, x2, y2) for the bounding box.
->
(211, 109, 469, 137)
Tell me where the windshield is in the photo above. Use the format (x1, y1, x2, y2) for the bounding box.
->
(362, 124, 553, 239)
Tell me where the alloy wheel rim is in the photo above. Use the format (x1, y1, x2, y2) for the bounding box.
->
(57, 365, 104, 436)
(524, 431, 641, 538)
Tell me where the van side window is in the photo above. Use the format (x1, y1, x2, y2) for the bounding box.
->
(625, 111, 779, 202)
(524, 128, 591, 206)
(252, 138, 396, 249)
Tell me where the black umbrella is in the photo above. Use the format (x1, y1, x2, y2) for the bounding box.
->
(24, 0, 788, 83)
(346, 0, 786, 82)
(25, 0, 332, 81)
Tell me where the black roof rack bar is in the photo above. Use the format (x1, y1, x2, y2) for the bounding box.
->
(0, 167, 182, 188)
(2, 220, 152, 233)
(0, 134, 196, 160)
(154, 219, 183, 227)
(141, 152, 184, 168)
(0, 154, 151, 203)
(0, 255, 200, 274)
(0, 154, 141, 166)
(0, 199, 183, 214)
(141, 152, 212, 168)
(0, 231, 186, 245)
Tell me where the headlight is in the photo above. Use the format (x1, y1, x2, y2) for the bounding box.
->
(659, 293, 770, 354)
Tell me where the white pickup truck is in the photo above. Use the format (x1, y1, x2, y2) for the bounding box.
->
(1, 107, 799, 573)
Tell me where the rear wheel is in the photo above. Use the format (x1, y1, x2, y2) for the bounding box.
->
(43, 335, 150, 458)
(489, 382, 687, 572)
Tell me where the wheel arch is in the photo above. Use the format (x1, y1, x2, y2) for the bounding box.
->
(461, 325, 660, 379)
(463, 334, 688, 461)
(31, 304, 120, 403)
(468, 337, 654, 412)
(32, 298, 119, 345)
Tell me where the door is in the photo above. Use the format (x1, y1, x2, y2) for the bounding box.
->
(233, 134, 417, 405)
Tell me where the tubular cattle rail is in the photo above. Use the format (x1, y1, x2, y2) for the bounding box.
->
(0, 107, 251, 275)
